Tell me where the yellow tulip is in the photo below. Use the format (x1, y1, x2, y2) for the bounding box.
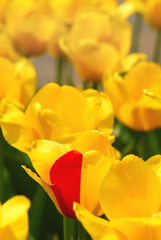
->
(0, 0, 10, 24)
(0, 83, 114, 152)
(0, 195, 30, 240)
(50, 0, 118, 24)
(47, 20, 69, 58)
(125, 0, 161, 29)
(74, 154, 161, 240)
(23, 130, 115, 218)
(48, 0, 118, 58)
(5, 0, 55, 56)
(0, 56, 36, 113)
(59, 11, 131, 82)
(103, 60, 161, 131)
(0, 25, 20, 61)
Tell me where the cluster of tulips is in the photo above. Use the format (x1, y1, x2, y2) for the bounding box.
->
(0, 0, 161, 239)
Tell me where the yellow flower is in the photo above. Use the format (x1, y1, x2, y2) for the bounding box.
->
(125, 0, 161, 29)
(0, 25, 20, 61)
(50, 0, 118, 24)
(0, 83, 114, 152)
(0, 56, 37, 112)
(47, 20, 69, 58)
(23, 130, 115, 218)
(59, 11, 131, 82)
(5, 0, 55, 56)
(103, 60, 161, 131)
(0, 195, 30, 240)
(0, 0, 10, 24)
(74, 154, 161, 240)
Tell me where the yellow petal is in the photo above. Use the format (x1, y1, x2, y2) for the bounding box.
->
(71, 130, 115, 158)
(0, 103, 34, 152)
(111, 216, 161, 240)
(29, 140, 69, 183)
(73, 203, 127, 240)
(147, 155, 161, 181)
(1, 195, 30, 240)
(0, 225, 16, 240)
(80, 150, 112, 216)
(22, 166, 63, 215)
(100, 155, 161, 219)
(82, 89, 114, 136)
(119, 53, 147, 73)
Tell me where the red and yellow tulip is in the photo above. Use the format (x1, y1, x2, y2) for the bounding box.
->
(23, 130, 115, 218)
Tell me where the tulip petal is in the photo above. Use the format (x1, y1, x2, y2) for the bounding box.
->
(29, 139, 69, 183)
(147, 155, 161, 181)
(0, 103, 34, 152)
(73, 203, 127, 240)
(111, 216, 161, 240)
(71, 130, 115, 158)
(50, 150, 83, 218)
(0, 225, 16, 240)
(80, 150, 112, 216)
(100, 155, 161, 219)
(1, 195, 30, 240)
(22, 166, 63, 215)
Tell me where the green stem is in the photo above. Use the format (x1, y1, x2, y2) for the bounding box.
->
(78, 222, 86, 240)
(56, 58, 64, 85)
(136, 130, 161, 160)
(29, 186, 46, 239)
(121, 138, 136, 157)
(66, 63, 73, 86)
(92, 82, 99, 90)
(83, 82, 88, 90)
(153, 31, 161, 63)
(63, 216, 78, 240)
(131, 13, 143, 53)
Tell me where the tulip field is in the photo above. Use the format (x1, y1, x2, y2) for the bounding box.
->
(0, 0, 161, 240)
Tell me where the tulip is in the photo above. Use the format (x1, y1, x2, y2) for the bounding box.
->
(48, 0, 118, 58)
(0, 83, 114, 153)
(23, 130, 115, 218)
(5, 0, 55, 56)
(0, 195, 30, 240)
(0, 0, 10, 24)
(103, 60, 161, 131)
(125, 0, 161, 29)
(59, 10, 131, 82)
(74, 154, 161, 239)
(0, 56, 36, 112)
(0, 25, 20, 61)
(50, 0, 117, 24)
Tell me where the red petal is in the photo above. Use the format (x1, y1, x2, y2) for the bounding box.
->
(49, 150, 83, 218)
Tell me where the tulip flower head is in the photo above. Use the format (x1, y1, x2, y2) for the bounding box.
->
(5, 0, 56, 56)
(125, 0, 161, 29)
(74, 154, 161, 239)
(23, 130, 115, 218)
(50, 0, 118, 24)
(48, 0, 118, 58)
(0, 25, 20, 61)
(103, 60, 161, 131)
(0, 0, 10, 24)
(0, 83, 114, 153)
(59, 11, 131, 82)
(0, 195, 30, 240)
(0, 56, 36, 113)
